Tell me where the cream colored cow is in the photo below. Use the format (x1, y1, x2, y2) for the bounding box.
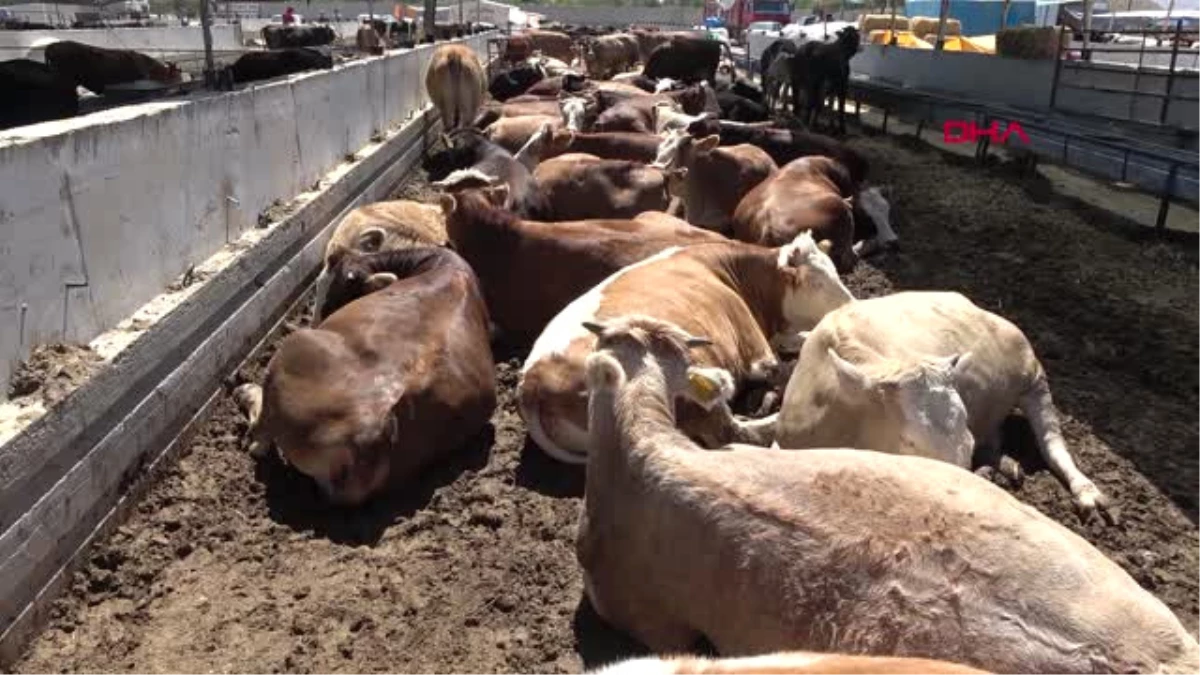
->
(577, 313, 1198, 674)
(775, 290, 1112, 522)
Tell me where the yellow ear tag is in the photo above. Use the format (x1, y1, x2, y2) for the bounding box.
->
(687, 370, 720, 403)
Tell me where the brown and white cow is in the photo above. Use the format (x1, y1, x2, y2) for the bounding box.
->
(576, 313, 1198, 672)
(485, 114, 564, 154)
(592, 651, 987, 674)
(775, 291, 1114, 522)
(519, 233, 853, 464)
(235, 247, 495, 505)
(425, 43, 486, 131)
(311, 199, 448, 322)
(438, 187, 724, 344)
(541, 129, 663, 163)
(731, 155, 858, 273)
(533, 154, 684, 221)
(652, 130, 776, 233)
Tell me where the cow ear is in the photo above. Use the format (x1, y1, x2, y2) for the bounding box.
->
(581, 320, 606, 337)
(828, 347, 872, 391)
(356, 227, 386, 252)
(482, 183, 510, 208)
(941, 351, 972, 381)
(817, 239, 833, 254)
(696, 134, 720, 152)
(438, 193, 457, 216)
(365, 272, 398, 292)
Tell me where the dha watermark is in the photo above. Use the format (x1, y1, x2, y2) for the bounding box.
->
(943, 120, 1031, 145)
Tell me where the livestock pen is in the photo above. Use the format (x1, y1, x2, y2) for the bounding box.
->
(1, 31, 1197, 675)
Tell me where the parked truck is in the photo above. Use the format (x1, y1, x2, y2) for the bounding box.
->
(704, 0, 793, 41)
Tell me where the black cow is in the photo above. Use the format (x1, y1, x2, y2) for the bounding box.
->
(421, 128, 548, 219)
(43, 40, 179, 94)
(715, 89, 768, 122)
(686, 118, 869, 186)
(759, 38, 798, 112)
(488, 63, 545, 101)
(0, 59, 79, 130)
(229, 47, 333, 84)
(261, 24, 336, 50)
(644, 35, 730, 85)
(789, 26, 860, 133)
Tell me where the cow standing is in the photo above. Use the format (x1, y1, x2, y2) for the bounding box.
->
(426, 43, 486, 132)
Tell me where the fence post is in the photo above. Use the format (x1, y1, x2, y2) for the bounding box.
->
(1159, 20, 1182, 125)
(1048, 26, 1065, 109)
(1155, 162, 1179, 232)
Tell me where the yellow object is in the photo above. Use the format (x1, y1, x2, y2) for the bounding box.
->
(867, 29, 934, 48)
(687, 370, 721, 404)
(939, 35, 995, 53)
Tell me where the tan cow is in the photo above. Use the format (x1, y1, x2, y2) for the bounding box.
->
(355, 25, 383, 55)
(584, 33, 640, 79)
(775, 291, 1113, 522)
(438, 187, 724, 344)
(652, 130, 777, 233)
(485, 114, 564, 154)
(235, 247, 495, 505)
(592, 652, 987, 674)
(519, 233, 853, 464)
(425, 43, 486, 131)
(577, 313, 1199, 673)
(731, 155, 858, 273)
(526, 30, 575, 63)
(533, 154, 684, 221)
(312, 200, 447, 322)
(594, 84, 712, 134)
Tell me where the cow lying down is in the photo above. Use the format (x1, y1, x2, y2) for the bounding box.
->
(775, 290, 1114, 522)
(577, 313, 1199, 673)
(591, 651, 986, 674)
(519, 233, 853, 464)
(235, 247, 495, 505)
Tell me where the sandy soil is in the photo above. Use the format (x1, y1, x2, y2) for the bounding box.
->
(16, 132, 1199, 673)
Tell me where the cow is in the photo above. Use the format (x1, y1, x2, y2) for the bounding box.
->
(715, 88, 769, 122)
(424, 127, 549, 218)
(540, 129, 663, 163)
(652, 103, 712, 136)
(0, 59, 78, 131)
(503, 34, 533, 63)
(526, 29, 575, 63)
(43, 40, 180, 94)
(592, 651, 986, 674)
(644, 35, 729, 85)
(488, 63, 545, 101)
(630, 28, 682, 63)
(311, 200, 448, 322)
(262, 24, 336, 49)
(473, 95, 590, 129)
(731, 156, 859, 273)
(686, 118, 870, 185)
(519, 233, 853, 464)
(425, 43, 486, 131)
(233, 247, 495, 506)
(436, 187, 723, 344)
(789, 25, 860, 133)
(775, 291, 1114, 522)
(652, 131, 776, 233)
(355, 25, 384, 55)
(532, 154, 684, 221)
(759, 38, 798, 112)
(485, 114, 564, 154)
(229, 47, 333, 84)
(583, 33, 640, 79)
(594, 83, 711, 134)
(530, 54, 573, 78)
(576, 312, 1199, 673)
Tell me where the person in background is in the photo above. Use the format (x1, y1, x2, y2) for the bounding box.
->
(282, 6, 295, 25)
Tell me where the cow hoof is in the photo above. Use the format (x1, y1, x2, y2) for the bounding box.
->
(997, 455, 1025, 487)
(1074, 482, 1118, 527)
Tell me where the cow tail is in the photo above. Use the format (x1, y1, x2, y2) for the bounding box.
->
(448, 52, 464, 130)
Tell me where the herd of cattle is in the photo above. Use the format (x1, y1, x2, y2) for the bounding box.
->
(223, 32, 1200, 675)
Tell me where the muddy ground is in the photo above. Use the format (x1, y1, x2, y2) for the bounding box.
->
(17, 131, 1199, 673)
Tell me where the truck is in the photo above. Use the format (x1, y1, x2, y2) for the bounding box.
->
(704, 0, 793, 42)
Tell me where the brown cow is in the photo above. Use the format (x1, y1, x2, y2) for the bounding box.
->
(592, 651, 988, 674)
(526, 29, 575, 63)
(540, 129, 662, 163)
(731, 156, 858, 273)
(312, 200, 447, 322)
(652, 130, 777, 233)
(235, 247, 495, 505)
(485, 114, 564, 154)
(426, 43, 486, 131)
(594, 83, 711, 133)
(533, 154, 684, 221)
(518, 233, 854, 464)
(583, 33, 640, 79)
(438, 187, 724, 343)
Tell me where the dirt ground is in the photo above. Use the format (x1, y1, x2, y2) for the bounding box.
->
(16, 132, 1199, 673)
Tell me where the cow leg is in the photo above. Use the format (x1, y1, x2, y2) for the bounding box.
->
(232, 383, 271, 459)
(1019, 376, 1116, 525)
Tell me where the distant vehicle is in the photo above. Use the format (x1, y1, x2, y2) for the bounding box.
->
(704, 0, 793, 41)
(747, 20, 783, 35)
(358, 13, 395, 24)
(270, 12, 303, 23)
(693, 24, 733, 47)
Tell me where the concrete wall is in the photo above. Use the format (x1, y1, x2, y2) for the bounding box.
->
(1056, 59, 1200, 129)
(851, 44, 1058, 109)
(520, 4, 700, 28)
(0, 25, 244, 60)
(0, 32, 491, 401)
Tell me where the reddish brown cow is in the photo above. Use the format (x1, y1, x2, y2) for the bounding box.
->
(235, 247, 495, 505)
(594, 84, 712, 133)
(652, 130, 777, 233)
(540, 129, 662, 163)
(526, 30, 575, 63)
(533, 154, 684, 221)
(438, 188, 724, 343)
(731, 156, 859, 273)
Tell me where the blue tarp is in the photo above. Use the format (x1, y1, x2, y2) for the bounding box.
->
(905, 0, 1038, 35)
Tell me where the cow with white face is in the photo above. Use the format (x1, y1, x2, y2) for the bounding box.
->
(776, 290, 1113, 523)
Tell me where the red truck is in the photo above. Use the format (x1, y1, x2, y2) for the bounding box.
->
(704, 0, 793, 41)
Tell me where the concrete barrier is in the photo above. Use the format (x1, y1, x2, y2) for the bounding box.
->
(0, 25, 244, 60)
(0, 32, 491, 402)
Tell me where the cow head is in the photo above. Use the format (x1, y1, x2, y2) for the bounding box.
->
(775, 231, 855, 335)
(651, 129, 717, 169)
(583, 315, 713, 399)
(559, 96, 594, 132)
(826, 348, 974, 465)
(313, 223, 401, 323)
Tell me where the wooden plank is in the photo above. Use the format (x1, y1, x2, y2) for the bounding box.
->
(0, 108, 439, 664)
